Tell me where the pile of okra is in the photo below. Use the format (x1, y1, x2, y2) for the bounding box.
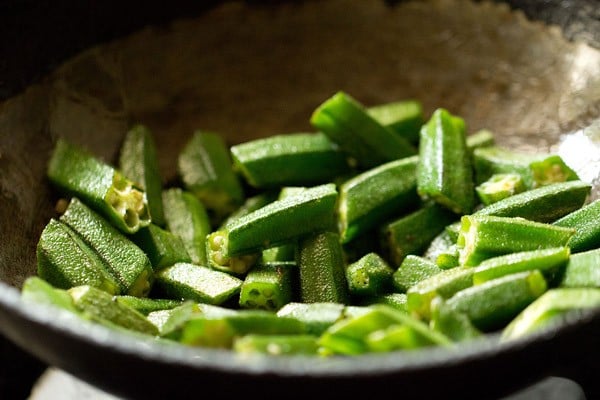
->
(23, 90, 600, 356)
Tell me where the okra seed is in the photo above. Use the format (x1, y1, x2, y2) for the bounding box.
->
(249, 288, 260, 297)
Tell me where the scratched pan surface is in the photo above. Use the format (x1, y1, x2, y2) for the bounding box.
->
(0, 1, 599, 399)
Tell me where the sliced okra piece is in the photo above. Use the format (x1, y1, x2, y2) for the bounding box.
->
(276, 302, 345, 336)
(392, 254, 442, 293)
(446, 270, 548, 332)
(261, 243, 296, 263)
(406, 266, 474, 320)
(60, 198, 153, 297)
(554, 198, 600, 253)
(219, 191, 278, 230)
(501, 288, 600, 340)
(162, 188, 211, 266)
(114, 295, 183, 316)
(131, 223, 191, 270)
(358, 293, 408, 312)
(366, 99, 424, 144)
(558, 248, 600, 288)
(47, 138, 150, 234)
(417, 108, 475, 215)
(153, 262, 243, 305)
(310, 91, 416, 168)
(473, 146, 579, 188)
(118, 124, 165, 227)
(233, 334, 321, 356)
(337, 155, 420, 244)
(156, 302, 237, 339)
(21, 276, 79, 314)
(423, 229, 456, 262)
(346, 252, 395, 297)
(456, 215, 575, 266)
(207, 183, 338, 274)
(435, 245, 460, 270)
(465, 129, 495, 153)
(69, 285, 159, 335)
(380, 202, 457, 267)
(230, 132, 351, 188)
(297, 231, 350, 304)
(178, 130, 245, 221)
(430, 297, 482, 342)
(475, 173, 526, 205)
(36, 218, 120, 295)
(472, 247, 570, 285)
(239, 261, 296, 311)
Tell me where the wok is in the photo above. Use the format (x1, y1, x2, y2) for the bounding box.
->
(1, 0, 600, 398)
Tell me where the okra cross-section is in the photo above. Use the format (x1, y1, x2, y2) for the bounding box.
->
(47, 138, 151, 234)
(207, 183, 338, 274)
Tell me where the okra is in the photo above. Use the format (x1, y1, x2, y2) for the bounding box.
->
(553, 198, 600, 253)
(380, 202, 457, 267)
(297, 231, 350, 304)
(69, 285, 158, 335)
(36, 218, 120, 295)
(156, 302, 236, 339)
(502, 288, 600, 340)
(114, 296, 182, 316)
(230, 132, 350, 188)
(430, 297, 482, 342)
(417, 108, 475, 215)
(345, 252, 395, 297)
(47, 138, 151, 234)
(465, 129, 495, 153)
(178, 130, 245, 220)
(310, 91, 416, 168)
(153, 262, 243, 305)
(359, 293, 408, 312)
(207, 183, 338, 274)
(457, 215, 575, 267)
(337, 155, 420, 243)
(558, 248, 600, 288)
(276, 302, 345, 335)
(367, 99, 424, 144)
(366, 314, 452, 352)
(473, 247, 570, 285)
(475, 173, 526, 205)
(131, 223, 192, 270)
(435, 245, 460, 270)
(233, 334, 320, 356)
(118, 124, 165, 227)
(392, 254, 442, 293)
(60, 198, 153, 297)
(446, 270, 548, 331)
(21, 276, 79, 314)
(239, 261, 296, 311)
(219, 191, 278, 230)
(162, 188, 211, 266)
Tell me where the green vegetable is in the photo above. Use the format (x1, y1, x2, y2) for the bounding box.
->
(554, 198, 600, 253)
(430, 297, 482, 342)
(358, 293, 408, 312)
(475, 173, 526, 205)
(392, 254, 442, 293)
(21, 276, 79, 314)
(233, 334, 320, 355)
(239, 261, 296, 311)
(131, 223, 192, 270)
(558, 248, 600, 288)
(367, 99, 424, 144)
(276, 302, 345, 336)
(114, 296, 182, 316)
(345, 252, 395, 297)
(47, 138, 151, 234)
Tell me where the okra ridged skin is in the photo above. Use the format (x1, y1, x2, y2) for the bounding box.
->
(558, 248, 600, 288)
(276, 302, 345, 336)
(554, 198, 600, 252)
(417, 108, 475, 215)
(119, 124, 166, 227)
(131, 223, 192, 271)
(310, 91, 416, 168)
(230, 132, 351, 188)
(60, 198, 154, 297)
(337, 155, 420, 244)
(392, 255, 442, 293)
(430, 297, 482, 342)
(366, 100, 424, 144)
(36, 218, 120, 295)
(239, 262, 296, 311)
(47, 138, 151, 234)
(345, 252, 395, 297)
(178, 131, 245, 219)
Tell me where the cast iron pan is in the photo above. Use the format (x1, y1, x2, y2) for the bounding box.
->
(1, 1, 599, 399)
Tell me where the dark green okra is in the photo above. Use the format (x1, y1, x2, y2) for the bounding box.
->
(337, 155, 420, 244)
(36, 218, 120, 295)
(230, 132, 350, 188)
(131, 223, 192, 270)
(367, 99, 424, 144)
(114, 296, 183, 316)
(60, 198, 154, 297)
(219, 191, 278, 230)
(239, 261, 296, 311)
(558, 248, 600, 288)
(554, 198, 600, 253)
(47, 138, 151, 234)
(475, 173, 526, 205)
(392, 254, 442, 293)
(162, 188, 211, 266)
(178, 130, 245, 220)
(457, 215, 576, 266)
(310, 91, 416, 168)
(297, 231, 350, 304)
(417, 108, 475, 215)
(233, 334, 320, 356)
(345, 252, 395, 297)
(118, 124, 165, 227)
(207, 183, 338, 274)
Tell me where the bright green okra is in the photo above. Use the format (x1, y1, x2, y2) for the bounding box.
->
(230, 132, 350, 188)
(310, 91, 416, 168)
(475, 173, 526, 205)
(430, 297, 482, 342)
(558, 248, 600, 288)
(178, 130, 245, 220)
(118, 124, 165, 227)
(131, 223, 192, 270)
(392, 255, 442, 293)
(367, 99, 424, 144)
(417, 108, 475, 215)
(553, 198, 600, 253)
(47, 138, 151, 234)
(239, 261, 296, 311)
(233, 334, 320, 356)
(21, 276, 79, 314)
(114, 295, 182, 316)
(207, 183, 338, 274)
(345, 252, 395, 297)
(276, 302, 345, 336)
